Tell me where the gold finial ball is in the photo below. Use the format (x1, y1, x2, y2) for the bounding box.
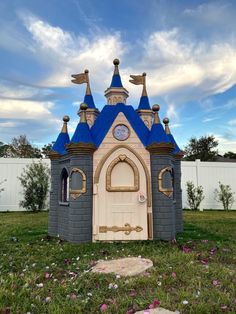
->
(84, 69, 89, 73)
(63, 115, 70, 123)
(152, 104, 160, 112)
(163, 117, 169, 125)
(113, 58, 120, 66)
(80, 103, 88, 111)
(142, 72, 146, 76)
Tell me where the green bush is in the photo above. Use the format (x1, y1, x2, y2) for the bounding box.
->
(186, 181, 205, 210)
(18, 161, 50, 212)
(214, 181, 235, 211)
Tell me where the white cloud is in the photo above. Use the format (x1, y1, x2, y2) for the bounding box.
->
(13, 13, 236, 110)
(228, 119, 236, 126)
(202, 117, 219, 123)
(139, 28, 236, 100)
(20, 13, 127, 90)
(0, 81, 53, 100)
(214, 133, 236, 154)
(0, 99, 54, 119)
(0, 121, 23, 128)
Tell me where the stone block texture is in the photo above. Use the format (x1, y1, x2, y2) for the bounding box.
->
(150, 154, 176, 240)
(174, 159, 183, 232)
(48, 160, 60, 236)
(48, 154, 93, 243)
(68, 154, 93, 243)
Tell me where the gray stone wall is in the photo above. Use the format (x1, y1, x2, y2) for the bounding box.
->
(48, 160, 60, 236)
(174, 159, 183, 232)
(150, 154, 176, 240)
(49, 153, 93, 243)
(68, 154, 93, 243)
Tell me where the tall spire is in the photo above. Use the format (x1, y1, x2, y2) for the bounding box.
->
(110, 59, 123, 88)
(163, 118, 183, 156)
(146, 105, 173, 153)
(130, 72, 151, 110)
(71, 70, 96, 109)
(70, 103, 95, 145)
(104, 59, 129, 105)
(51, 116, 70, 155)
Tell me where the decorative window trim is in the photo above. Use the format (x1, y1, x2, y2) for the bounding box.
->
(112, 124, 131, 141)
(69, 168, 86, 199)
(158, 167, 173, 197)
(60, 168, 69, 202)
(106, 154, 139, 192)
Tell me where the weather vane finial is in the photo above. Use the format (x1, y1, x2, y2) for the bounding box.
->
(71, 70, 91, 95)
(129, 72, 147, 97)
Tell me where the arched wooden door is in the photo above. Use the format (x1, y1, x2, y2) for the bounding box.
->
(94, 147, 148, 241)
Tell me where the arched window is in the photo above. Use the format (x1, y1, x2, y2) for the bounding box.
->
(158, 167, 173, 197)
(106, 154, 139, 191)
(61, 168, 69, 202)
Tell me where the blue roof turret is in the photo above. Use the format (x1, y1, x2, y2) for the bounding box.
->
(146, 105, 170, 147)
(70, 103, 94, 145)
(137, 73, 151, 110)
(71, 69, 96, 109)
(163, 117, 183, 156)
(110, 58, 123, 88)
(51, 116, 70, 155)
(83, 70, 96, 109)
(138, 95, 151, 110)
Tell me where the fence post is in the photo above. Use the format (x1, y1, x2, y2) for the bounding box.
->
(196, 159, 203, 211)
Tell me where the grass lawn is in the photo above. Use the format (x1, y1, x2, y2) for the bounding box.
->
(0, 211, 235, 314)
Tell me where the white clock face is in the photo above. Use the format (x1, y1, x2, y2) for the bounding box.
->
(113, 124, 129, 141)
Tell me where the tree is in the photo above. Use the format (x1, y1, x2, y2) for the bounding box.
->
(184, 135, 218, 161)
(41, 143, 53, 158)
(0, 142, 10, 158)
(186, 181, 205, 210)
(214, 182, 235, 211)
(18, 161, 50, 212)
(223, 151, 236, 159)
(0, 135, 42, 158)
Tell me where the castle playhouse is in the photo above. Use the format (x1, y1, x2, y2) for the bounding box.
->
(48, 59, 184, 243)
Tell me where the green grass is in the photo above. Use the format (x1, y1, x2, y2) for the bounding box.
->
(0, 211, 235, 314)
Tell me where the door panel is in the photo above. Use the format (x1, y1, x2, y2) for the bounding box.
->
(95, 148, 148, 241)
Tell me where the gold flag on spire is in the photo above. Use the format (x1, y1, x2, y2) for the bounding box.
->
(71, 72, 88, 84)
(129, 73, 147, 97)
(129, 74, 145, 85)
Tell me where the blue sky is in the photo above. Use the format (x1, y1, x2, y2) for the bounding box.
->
(0, 0, 236, 153)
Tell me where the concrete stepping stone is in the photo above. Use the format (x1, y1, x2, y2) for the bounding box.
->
(135, 308, 178, 314)
(92, 257, 153, 276)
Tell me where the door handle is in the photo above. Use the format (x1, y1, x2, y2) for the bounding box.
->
(138, 192, 146, 203)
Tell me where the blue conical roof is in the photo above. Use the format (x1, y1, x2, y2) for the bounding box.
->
(138, 95, 151, 110)
(167, 133, 181, 154)
(110, 74, 123, 88)
(109, 59, 123, 88)
(84, 94, 96, 109)
(146, 122, 170, 147)
(52, 132, 70, 155)
(71, 122, 94, 144)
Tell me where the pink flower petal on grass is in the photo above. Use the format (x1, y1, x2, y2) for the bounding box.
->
(172, 272, 177, 278)
(212, 280, 220, 286)
(182, 246, 192, 253)
(149, 299, 160, 309)
(200, 259, 209, 265)
(100, 304, 108, 311)
(45, 272, 51, 279)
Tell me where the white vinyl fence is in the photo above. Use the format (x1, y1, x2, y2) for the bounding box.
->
(0, 158, 50, 211)
(0, 158, 235, 211)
